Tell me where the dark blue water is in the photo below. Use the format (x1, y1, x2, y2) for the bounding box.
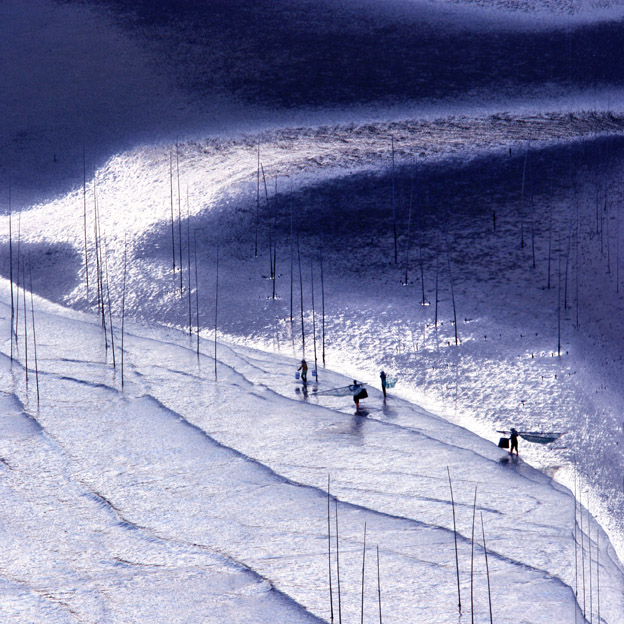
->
(69, 0, 624, 107)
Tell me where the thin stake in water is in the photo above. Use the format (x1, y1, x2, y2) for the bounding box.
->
(327, 476, 334, 623)
(481, 512, 493, 624)
(391, 136, 397, 264)
(176, 144, 183, 294)
(597, 530, 601, 624)
(470, 486, 478, 624)
(335, 499, 342, 624)
(22, 263, 28, 389)
(320, 245, 326, 368)
(170, 152, 176, 276)
(214, 242, 219, 381)
(83, 145, 90, 301)
(255, 143, 260, 258)
(297, 235, 305, 356)
(404, 170, 414, 285)
(194, 230, 200, 358)
(361, 522, 367, 624)
(186, 189, 192, 334)
(9, 194, 14, 361)
(102, 235, 116, 368)
(376, 545, 383, 624)
(15, 213, 21, 349)
(28, 261, 40, 407)
(121, 237, 127, 389)
(311, 260, 318, 380)
(447, 467, 462, 613)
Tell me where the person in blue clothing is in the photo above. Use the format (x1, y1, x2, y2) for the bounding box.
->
(380, 370, 387, 399)
(509, 428, 519, 456)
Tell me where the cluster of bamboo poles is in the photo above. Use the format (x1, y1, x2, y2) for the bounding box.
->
(392, 137, 620, 357)
(573, 471, 601, 623)
(325, 471, 495, 623)
(326, 476, 383, 624)
(165, 146, 217, 379)
(521, 139, 619, 357)
(82, 146, 218, 387)
(7, 200, 40, 407)
(394, 139, 461, 345)
(447, 468, 494, 623)
(253, 146, 327, 375)
(80, 149, 126, 384)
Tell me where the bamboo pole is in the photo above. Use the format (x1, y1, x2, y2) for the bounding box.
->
(15, 213, 21, 348)
(361, 523, 367, 624)
(290, 200, 294, 323)
(102, 235, 116, 368)
(417, 186, 426, 305)
(376, 545, 383, 624)
(28, 261, 40, 407)
(434, 233, 440, 329)
(255, 143, 260, 258)
(580, 485, 586, 617)
(92, 179, 101, 315)
(194, 230, 200, 358)
(520, 146, 528, 249)
(9, 195, 14, 361)
(273, 176, 277, 300)
(327, 476, 334, 623)
(260, 164, 273, 285)
(320, 246, 326, 368)
(94, 179, 106, 334)
(82, 145, 90, 301)
(481, 512, 493, 624)
(470, 486, 478, 624)
(597, 530, 601, 624)
(391, 137, 397, 264)
(298, 235, 305, 357)
(186, 190, 192, 335)
(529, 149, 536, 268)
(176, 144, 183, 294)
(447, 467, 462, 613)
(587, 495, 593, 623)
(170, 152, 176, 276)
(214, 241, 219, 381)
(121, 238, 127, 388)
(311, 260, 318, 380)
(22, 263, 28, 389)
(557, 224, 562, 356)
(335, 499, 342, 624)
(574, 472, 579, 600)
(445, 226, 459, 346)
(404, 171, 414, 286)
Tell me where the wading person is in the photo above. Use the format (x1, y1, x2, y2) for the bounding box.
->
(509, 427, 519, 456)
(298, 359, 308, 383)
(380, 370, 387, 399)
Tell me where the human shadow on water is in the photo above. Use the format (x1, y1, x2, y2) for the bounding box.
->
(381, 402, 398, 419)
(498, 454, 520, 466)
(349, 411, 367, 437)
(294, 383, 309, 400)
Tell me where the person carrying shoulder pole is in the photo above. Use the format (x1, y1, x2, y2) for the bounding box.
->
(297, 359, 308, 383)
